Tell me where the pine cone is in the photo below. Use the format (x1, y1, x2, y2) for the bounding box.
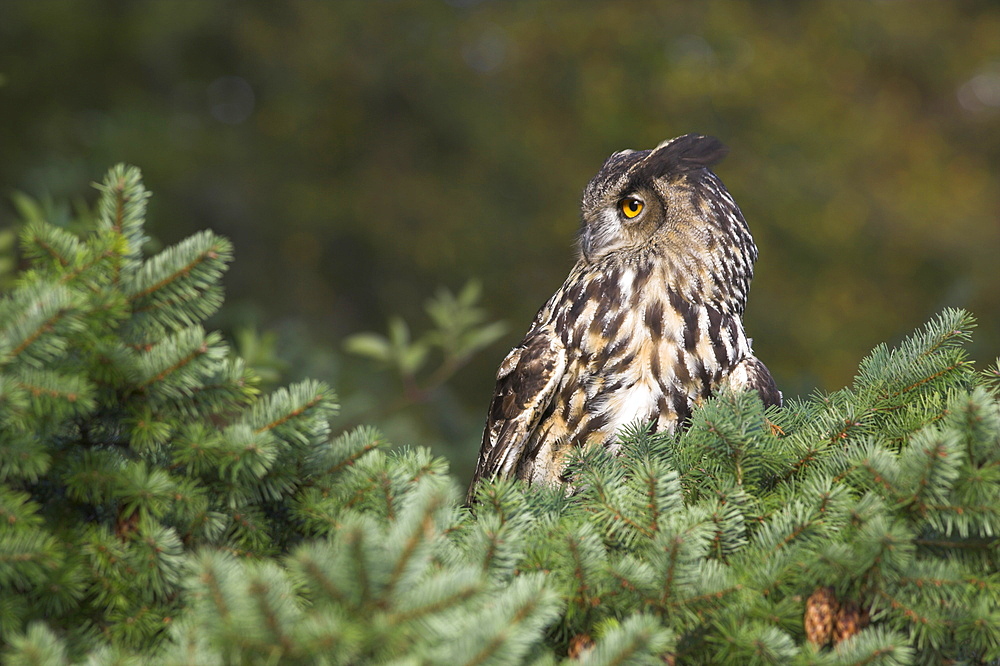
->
(833, 599, 869, 644)
(115, 507, 140, 541)
(805, 586, 838, 647)
(568, 633, 595, 660)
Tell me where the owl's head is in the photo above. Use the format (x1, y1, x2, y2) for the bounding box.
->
(576, 134, 758, 309)
(578, 134, 755, 259)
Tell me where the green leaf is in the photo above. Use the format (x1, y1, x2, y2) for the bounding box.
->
(343, 332, 392, 363)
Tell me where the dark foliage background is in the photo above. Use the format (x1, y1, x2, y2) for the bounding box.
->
(1, 1, 998, 482)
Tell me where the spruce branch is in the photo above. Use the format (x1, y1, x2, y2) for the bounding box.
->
(388, 565, 482, 624)
(0, 511, 61, 590)
(123, 230, 232, 338)
(304, 425, 383, 482)
(443, 572, 562, 666)
(243, 379, 336, 447)
(0, 282, 83, 366)
(3, 623, 69, 666)
(708, 617, 797, 665)
(0, 432, 50, 483)
(93, 164, 151, 279)
(18, 219, 80, 270)
(286, 541, 353, 608)
(11, 369, 96, 420)
(896, 426, 963, 516)
(578, 614, 676, 666)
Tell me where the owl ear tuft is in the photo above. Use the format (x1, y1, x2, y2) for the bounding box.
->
(667, 134, 729, 168)
(638, 134, 729, 180)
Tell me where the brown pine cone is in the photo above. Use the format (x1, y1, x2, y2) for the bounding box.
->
(833, 599, 869, 644)
(568, 633, 595, 660)
(805, 586, 838, 647)
(115, 507, 140, 541)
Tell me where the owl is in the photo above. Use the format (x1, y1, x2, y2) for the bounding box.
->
(467, 134, 780, 502)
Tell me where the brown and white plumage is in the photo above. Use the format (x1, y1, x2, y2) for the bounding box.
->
(468, 134, 780, 501)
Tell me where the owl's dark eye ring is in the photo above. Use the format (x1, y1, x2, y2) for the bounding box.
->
(620, 196, 644, 219)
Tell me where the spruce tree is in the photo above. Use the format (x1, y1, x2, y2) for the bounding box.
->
(0, 166, 338, 659)
(2, 165, 999, 665)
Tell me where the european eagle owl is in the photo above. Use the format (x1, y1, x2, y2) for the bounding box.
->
(468, 134, 779, 502)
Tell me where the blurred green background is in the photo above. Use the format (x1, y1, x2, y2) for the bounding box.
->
(2, 1, 998, 483)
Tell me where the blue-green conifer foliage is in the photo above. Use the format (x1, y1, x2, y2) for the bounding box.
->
(1, 167, 998, 665)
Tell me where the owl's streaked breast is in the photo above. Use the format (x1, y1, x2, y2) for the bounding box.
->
(514, 256, 751, 484)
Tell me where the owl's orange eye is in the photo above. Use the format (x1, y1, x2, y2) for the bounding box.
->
(620, 197, 644, 219)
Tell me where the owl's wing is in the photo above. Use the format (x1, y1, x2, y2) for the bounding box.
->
(467, 328, 566, 502)
(725, 355, 782, 408)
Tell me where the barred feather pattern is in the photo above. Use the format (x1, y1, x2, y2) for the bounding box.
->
(469, 135, 780, 499)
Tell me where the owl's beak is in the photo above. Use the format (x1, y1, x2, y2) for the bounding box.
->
(578, 228, 593, 262)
